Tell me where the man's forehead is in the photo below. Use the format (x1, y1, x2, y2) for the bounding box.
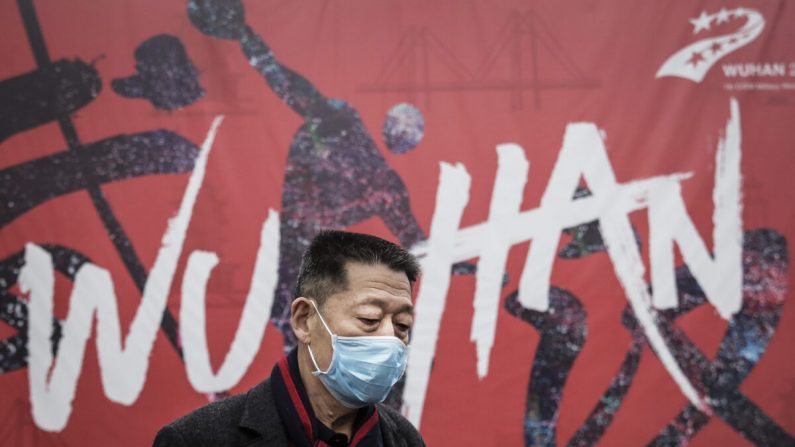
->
(347, 278, 414, 310)
(344, 261, 411, 292)
(324, 289, 414, 317)
(354, 295, 414, 313)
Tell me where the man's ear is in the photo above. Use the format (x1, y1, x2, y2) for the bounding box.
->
(290, 297, 314, 344)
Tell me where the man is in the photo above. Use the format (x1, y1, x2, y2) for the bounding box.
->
(154, 230, 425, 446)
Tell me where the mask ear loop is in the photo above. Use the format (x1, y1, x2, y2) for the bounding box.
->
(307, 299, 335, 374)
(309, 300, 335, 336)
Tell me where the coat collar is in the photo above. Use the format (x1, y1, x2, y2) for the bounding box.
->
(238, 378, 289, 446)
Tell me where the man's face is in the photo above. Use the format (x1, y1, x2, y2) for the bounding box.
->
(309, 262, 414, 371)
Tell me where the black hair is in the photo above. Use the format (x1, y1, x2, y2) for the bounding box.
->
(294, 230, 420, 306)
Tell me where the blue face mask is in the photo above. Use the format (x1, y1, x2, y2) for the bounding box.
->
(307, 300, 408, 408)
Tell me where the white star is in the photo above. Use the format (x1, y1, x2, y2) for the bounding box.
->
(716, 8, 731, 24)
(690, 11, 713, 34)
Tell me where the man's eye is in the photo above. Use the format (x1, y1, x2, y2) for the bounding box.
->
(358, 318, 379, 325)
(396, 323, 411, 333)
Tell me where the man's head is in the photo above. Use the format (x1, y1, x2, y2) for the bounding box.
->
(293, 230, 420, 312)
(290, 231, 420, 408)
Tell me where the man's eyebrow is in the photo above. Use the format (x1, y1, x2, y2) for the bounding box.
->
(359, 297, 414, 314)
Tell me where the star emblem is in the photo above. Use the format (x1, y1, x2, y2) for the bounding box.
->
(656, 6, 765, 82)
(715, 8, 732, 24)
(690, 10, 713, 34)
(687, 51, 705, 67)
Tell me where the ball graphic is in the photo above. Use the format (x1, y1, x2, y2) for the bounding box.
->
(382, 103, 425, 154)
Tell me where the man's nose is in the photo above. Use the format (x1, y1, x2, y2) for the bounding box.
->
(377, 319, 397, 337)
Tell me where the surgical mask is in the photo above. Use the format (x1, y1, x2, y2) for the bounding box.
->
(306, 300, 408, 408)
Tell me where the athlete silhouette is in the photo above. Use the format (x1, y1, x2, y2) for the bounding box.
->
(188, 0, 472, 349)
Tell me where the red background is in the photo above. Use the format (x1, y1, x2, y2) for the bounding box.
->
(1, 1, 794, 445)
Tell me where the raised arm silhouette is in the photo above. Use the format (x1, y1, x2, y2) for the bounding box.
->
(189, 0, 432, 349)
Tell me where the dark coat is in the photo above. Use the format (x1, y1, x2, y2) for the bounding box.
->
(153, 379, 425, 447)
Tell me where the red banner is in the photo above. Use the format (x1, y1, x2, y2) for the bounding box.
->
(1, 1, 794, 445)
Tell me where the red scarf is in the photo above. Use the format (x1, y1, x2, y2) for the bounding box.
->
(271, 351, 383, 447)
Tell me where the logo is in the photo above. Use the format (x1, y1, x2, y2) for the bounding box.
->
(656, 8, 765, 82)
